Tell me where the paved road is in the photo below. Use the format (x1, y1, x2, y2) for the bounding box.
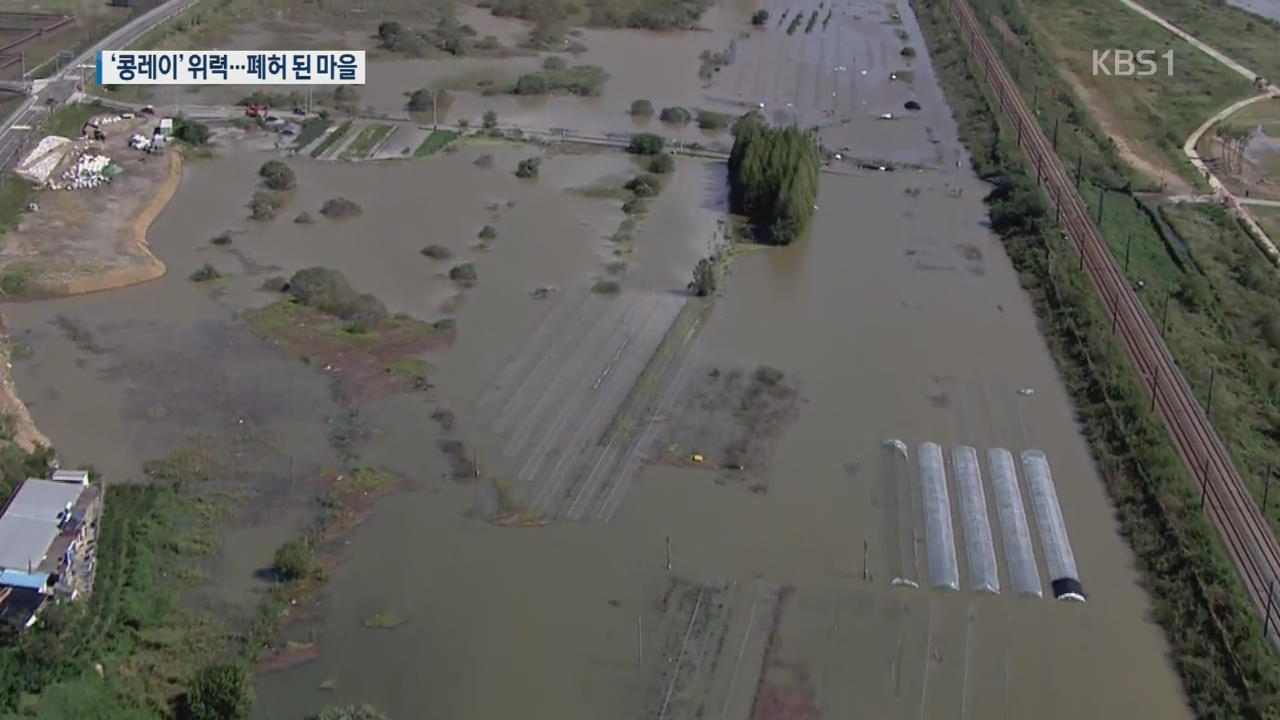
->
(0, 0, 201, 172)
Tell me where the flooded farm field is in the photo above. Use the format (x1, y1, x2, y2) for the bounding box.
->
(0, 0, 1199, 717)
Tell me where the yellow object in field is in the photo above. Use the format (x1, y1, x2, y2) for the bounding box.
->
(691, 453, 705, 464)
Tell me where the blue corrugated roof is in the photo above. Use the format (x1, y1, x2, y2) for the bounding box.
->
(0, 569, 50, 590)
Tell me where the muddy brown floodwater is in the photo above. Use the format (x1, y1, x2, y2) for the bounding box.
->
(3, 0, 1196, 717)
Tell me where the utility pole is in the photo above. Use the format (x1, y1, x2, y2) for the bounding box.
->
(1075, 155, 1083, 189)
(1096, 185, 1105, 225)
(1264, 462, 1272, 514)
(1206, 367, 1217, 416)
(1124, 234, 1132, 272)
(665, 536, 672, 572)
(637, 615, 644, 669)
(1266, 579, 1276, 637)
(432, 89, 438, 130)
(1161, 293, 1172, 335)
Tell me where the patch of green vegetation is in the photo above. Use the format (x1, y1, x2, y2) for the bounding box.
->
(189, 262, 222, 282)
(388, 357, 432, 390)
(696, 109, 732, 130)
(414, 130, 460, 157)
(913, 0, 1280, 714)
(659, 106, 692, 124)
(0, 262, 39, 297)
(292, 117, 332, 149)
(630, 98, 654, 116)
(0, 460, 241, 716)
(513, 65, 608, 96)
(0, 176, 34, 241)
(249, 190, 287, 221)
(310, 120, 352, 159)
(728, 119, 819, 245)
(628, 133, 666, 155)
(340, 124, 396, 161)
(970, 0, 1249, 190)
(44, 103, 101, 139)
(1130, 0, 1280, 83)
(516, 157, 542, 179)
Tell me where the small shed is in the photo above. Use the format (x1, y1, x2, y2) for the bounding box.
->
(158, 117, 174, 136)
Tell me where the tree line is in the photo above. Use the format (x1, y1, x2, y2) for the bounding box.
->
(727, 116, 819, 245)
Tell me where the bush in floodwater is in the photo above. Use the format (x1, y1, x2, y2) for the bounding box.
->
(625, 173, 662, 198)
(648, 153, 675, 173)
(659, 106, 692, 124)
(421, 244, 453, 259)
(627, 133, 665, 155)
(621, 196, 648, 215)
(689, 255, 718, 296)
(515, 157, 542, 178)
(287, 267, 388, 323)
(174, 117, 210, 146)
(591, 279, 621, 294)
(249, 190, 286, 221)
(449, 263, 479, 285)
(273, 539, 317, 581)
(751, 9, 769, 25)
(478, 225, 498, 240)
(294, 211, 315, 224)
(696, 109, 732, 130)
(259, 160, 297, 191)
(630, 98, 654, 116)
(900, 45, 916, 58)
(320, 197, 363, 218)
(189, 262, 221, 282)
(210, 231, 233, 245)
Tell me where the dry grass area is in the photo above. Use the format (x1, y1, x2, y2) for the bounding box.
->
(0, 115, 174, 297)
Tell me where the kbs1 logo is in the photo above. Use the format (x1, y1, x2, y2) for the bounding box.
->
(1092, 49, 1173, 76)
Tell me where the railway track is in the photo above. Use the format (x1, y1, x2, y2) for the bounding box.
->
(943, 0, 1280, 632)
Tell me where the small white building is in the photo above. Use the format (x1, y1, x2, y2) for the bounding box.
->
(158, 117, 174, 136)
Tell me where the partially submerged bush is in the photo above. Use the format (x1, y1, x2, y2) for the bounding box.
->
(621, 197, 648, 215)
(189, 262, 221, 282)
(294, 211, 315, 224)
(515, 157, 542, 178)
(591, 279, 621, 294)
(249, 190, 286, 221)
(478, 225, 498, 240)
(648, 153, 675, 173)
(630, 98, 654, 116)
(542, 55, 567, 70)
(421, 244, 453, 259)
(320, 197, 363, 218)
(625, 173, 662, 198)
(659, 106, 692, 124)
(259, 160, 297, 190)
(210, 231, 233, 245)
(627, 133, 665, 155)
(696, 109, 731, 130)
(449, 263, 479, 284)
(287, 267, 388, 323)
(273, 539, 317, 581)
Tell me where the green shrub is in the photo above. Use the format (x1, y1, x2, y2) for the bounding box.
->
(696, 109, 731, 130)
(286, 267, 388, 323)
(320, 197, 363, 218)
(449, 263, 479, 285)
(189, 263, 221, 282)
(272, 539, 316, 581)
(630, 99, 654, 116)
(186, 663, 254, 720)
(174, 117, 210, 145)
(648, 153, 675, 173)
(659, 106, 692, 124)
(625, 173, 662, 198)
(478, 225, 498, 240)
(258, 160, 296, 191)
(751, 9, 769, 25)
(421, 244, 453, 259)
(248, 190, 286, 221)
(627, 133, 665, 155)
(516, 157, 542, 178)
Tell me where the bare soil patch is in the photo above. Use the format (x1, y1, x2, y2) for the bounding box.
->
(0, 116, 177, 297)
